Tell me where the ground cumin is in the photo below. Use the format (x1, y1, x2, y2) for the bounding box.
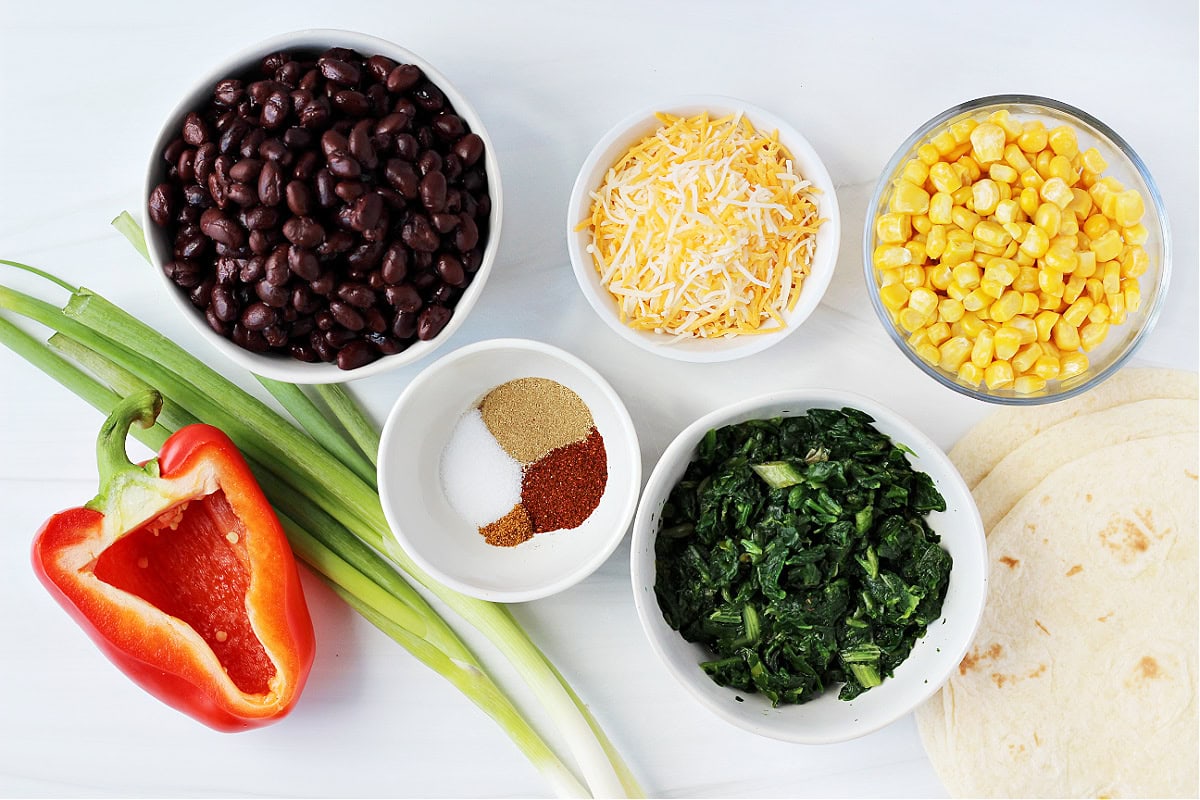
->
(480, 377, 593, 464)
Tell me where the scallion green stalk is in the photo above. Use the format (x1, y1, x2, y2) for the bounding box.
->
(313, 383, 382, 466)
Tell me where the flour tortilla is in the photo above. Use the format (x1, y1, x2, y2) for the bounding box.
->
(950, 368, 1199, 489)
(917, 434, 1199, 798)
(973, 398, 1199, 531)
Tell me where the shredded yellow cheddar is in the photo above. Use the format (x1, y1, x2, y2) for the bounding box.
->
(582, 111, 823, 339)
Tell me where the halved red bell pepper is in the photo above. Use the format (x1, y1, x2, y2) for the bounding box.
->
(32, 390, 315, 732)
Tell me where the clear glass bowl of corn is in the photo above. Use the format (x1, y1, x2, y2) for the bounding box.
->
(864, 94, 1170, 404)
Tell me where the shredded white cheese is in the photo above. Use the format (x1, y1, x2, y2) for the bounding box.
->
(581, 111, 823, 338)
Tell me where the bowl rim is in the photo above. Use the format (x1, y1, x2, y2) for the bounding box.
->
(629, 387, 988, 743)
(377, 336, 643, 602)
(566, 93, 841, 364)
(863, 93, 1173, 405)
(142, 28, 504, 385)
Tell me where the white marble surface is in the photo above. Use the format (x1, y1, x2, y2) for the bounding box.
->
(0, 2, 1196, 797)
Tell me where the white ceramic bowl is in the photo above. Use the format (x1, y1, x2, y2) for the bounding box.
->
(377, 338, 641, 602)
(143, 29, 503, 384)
(630, 389, 987, 743)
(566, 95, 840, 363)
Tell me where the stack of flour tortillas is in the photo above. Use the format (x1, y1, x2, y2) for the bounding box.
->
(917, 367, 1199, 798)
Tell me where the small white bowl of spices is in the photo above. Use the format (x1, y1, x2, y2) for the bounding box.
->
(377, 338, 642, 602)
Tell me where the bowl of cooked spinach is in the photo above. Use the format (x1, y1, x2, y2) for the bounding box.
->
(630, 390, 987, 743)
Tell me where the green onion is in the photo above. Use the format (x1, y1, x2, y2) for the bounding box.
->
(0, 237, 642, 799)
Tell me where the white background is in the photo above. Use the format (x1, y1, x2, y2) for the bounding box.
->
(1, 2, 1196, 797)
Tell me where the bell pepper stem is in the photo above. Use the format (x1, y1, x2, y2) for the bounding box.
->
(91, 389, 163, 501)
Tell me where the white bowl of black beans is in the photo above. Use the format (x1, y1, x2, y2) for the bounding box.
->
(144, 29, 501, 382)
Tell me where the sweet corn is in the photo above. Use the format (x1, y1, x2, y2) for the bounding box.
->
(955, 156, 981, 183)
(908, 286, 939, 317)
(1035, 149, 1054, 179)
(957, 361, 984, 386)
(1067, 188, 1093, 218)
(1085, 277, 1105, 303)
(901, 159, 929, 187)
(963, 287, 991, 312)
(1017, 186, 1041, 218)
(1004, 143, 1032, 173)
(1109, 291, 1127, 324)
(873, 244, 913, 269)
(1034, 203, 1062, 238)
(951, 185, 973, 206)
(1007, 314, 1037, 344)
(1062, 296, 1094, 327)
(988, 110, 1022, 141)
(949, 118, 978, 144)
(902, 265, 926, 289)
(1040, 177, 1074, 209)
(1114, 190, 1145, 227)
(959, 311, 988, 339)
(1101, 259, 1122, 294)
(990, 290, 1023, 323)
(1013, 266, 1040, 292)
(951, 261, 981, 289)
(1012, 342, 1043, 374)
(1014, 375, 1048, 394)
(876, 213, 912, 244)
(939, 336, 974, 371)
(1020, 225, 1051, 258)
(879, 283, 910, 311)
(929, 192, 954, 225)
(1017, 120, 1048, 153)
(970, 122, 1006, 163)
(971, 328, 995, 368)
(1048, 125, 1079, 158)
(910, 215, 932, 235)
(1059, 351, 1089, 378)
(1047, 154, 1076, 183)
(1043, 240, 1078, 273)
(1080, 147, 1107, 174)
(1032, 354, 1061, 381)
(1079, 320, 1109, 351)
(1060, 215, 1080, 237)
(972, 179, 1001, 215)
(942, 232, 976, 266)
(979, 277, 1006, 299)
(994, 325, 1022, 360)
(984, 360, 1014, 389)
(1088, 302, 1111, 324)
(898, 306, 928, 332)
(993, 198, 1021, 224)
(917, 143, 941, 165)
(1021, 292, 1040, 316)
(1052, 318, 1081, 350)
(890, 180, 931, 214)
(1020, 168, 1045, 191)
(929, 161, 962, 194)
(927, 262, 953, 291)
(1039, 290, 1063, 310)
(988, 163, 1019, 185)
(1124, 223, 1149, 246)
(1091, 229, 1124, 262)
(1034, 310, 1060, 342)
(926, 321, 951, 346)
(1124, 281, 1141, 312)
(1063, 274, 1087, 305)
(926, 225, 948, 259)
(932, 129, 958, 156)
(938, 297, 965, 323)
(951, 206, 981, 233)
(916, 341, 941, 365)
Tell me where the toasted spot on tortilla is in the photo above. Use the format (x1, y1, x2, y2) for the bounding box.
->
(1186, 470, 1197, 480)
(960, 642, 1003, 674)
(1065, 564, 1083, 576)
(1133, 656, 1161, 682)
(1099, 513, 1151, 558)
(1034, 620, 1050, 636)
(1098, 611, 1114, 622)
(999, 555, 1020, 568)
(1086, 493, 1093, 502)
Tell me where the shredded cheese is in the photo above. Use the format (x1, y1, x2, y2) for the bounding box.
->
(582, 111, 823, 339)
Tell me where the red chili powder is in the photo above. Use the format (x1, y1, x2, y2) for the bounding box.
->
(520, 427, 607, 533)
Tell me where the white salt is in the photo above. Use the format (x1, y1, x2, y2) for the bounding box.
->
(440, 407, 523, 527)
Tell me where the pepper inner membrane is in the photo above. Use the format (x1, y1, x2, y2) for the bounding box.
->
(93, 488, 275, 695)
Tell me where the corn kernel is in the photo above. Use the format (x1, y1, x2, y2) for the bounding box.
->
(984, 360, 1015, 389)
(957, 361, 983, 386)
(988, 110, 1022, 141)
(890, 179, 931, 214)
(1088, 302, 1111, 324)
(947, 282, 968, 301)
(983, 257, 1019, 284)
(1114, 190, 1146, 227)
(880, 268, 901, 287)
(1034, 310, 1060, 342)
(1032, 355, 1061, 381)
(907, 327, 930, 348)
(1068, 188, 1093, 219)
(1012, 342, 1044, 374)
(932, 129, 957, 156)
(902, 264, 926, 289)
(928, 192, 954, 225)
(1035, 149, 1054, 178)
(1004, 143, 1032, 173)
(1013, 266, 1040, 293)
(927, 262, 953, 290)
(1085, 277, 1105, 303)
(955, 156, 981, 183)
(979, 277, 1005, 299)
(1063, 274, 1087, 304)
(1059, 351, 1089, 378)
(1124, 282, 1142, 312)
(901, 159, 929, 187)
(1017, 120, 1048, 153)
(1092, 230, 1124, 264)
(1041, 338, 1061, 360)
(971, 328, 995, 367)
(926, 321, 951, 347)
(987, 162, 1019, 185)
(993, 325, 1022, 360)
(951, 260, 981, 288)
(917, 143, 941, 165)
(1021, 292, 1040, 316)
(949, 118, 978, 143)
(1014, 375, 1048, 394)
(972, 179, 1001, 215)
(1080, 169, 1100, 188)
(911, 214, 932, 235)
(1083, 214, 1111, 240)
(1020, 225, 1051, 258)
(1040, 177, 1074, 209)
(938, 297, 965, 323)
(906, 286, 937, 317)
(963, 287, 991, 312)
(1080, 147, 1107, 173)
(1047, 154, 1076, 183)
(970, 122, 1007, 163)
(1060, 215, 1080, 237)
(1033, 203, 1062, 239)
(1007, 314, 1037, 344)
(971, 221, 1008, 250)
(1079, 320, 1109, 352)
(1020, 168, 1045, 190)
(959, 311, 987, 339)
(1039, 291, 1063, 310)
(916, 341, 941, 365)
(905, 241, 928, 266)
(875, 213, 912, 244)
(1062, 296, 1095, 328)
(1018, 186, 1041, 217)
(1120, 245, 1148, 278)
(992, 199, 1020, 225)
(1109, 291, 1127, 324)
(939, 336, 973, 371)
(1124, 223, 1149, 246)
(873, 244, 913, 270)
(926, 225, 948, 259)
(898, 306, 928, 333)
(990, 290, 1023, 323)
(1043, 240, 1079, 274)
(1047, 125, 1079, 158)
(951, 206, 981, 233)
(879, 282, 910, 311)
(1052, 318, 1081, 350)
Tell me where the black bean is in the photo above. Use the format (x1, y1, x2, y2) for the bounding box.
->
(455, 214, 479, 251)
(218, 118, 249, 154)
(386, 64, 423, 93)
(239, 256, 265, 283)
(453, 133, 485, 166)
(315, 169, 338, 207)
(318, 57, 361, 86)
(239, 128, 266, 160)
(325, 328, 358, 349)
(420, 171, 447, 212)
(206, 306, 229, 335)
(264, 247, 290, 285)
(319, 230, 356, 256)
(199, 208, 245, 248)
(384, 283, 422, 311)
(402, 214, 439, 252)
(148, 183, 175, 227)
(227, 182, 257, 207)
(214, 79, 244, 107)
(328, 300, 365, 331)
(299, 98, 331, 129)
(394, 132, 419, 161)
(412, 82, 445, 111)
(314, 310, 335, 331)
(333, 89, 370, 116)
(321, 129, 349, 158)
(255, 279, 288, 308)
(229, 158, 262, 183)
(433, 113, 465, 140)
(417, 150, 442, 176)
(430, 212, 459, 234)
(182, 112, 208, 146)
(385, 158, 419, 198)
(436, 253, 466, 287)
(282, 216, 324, 248)
(292, 284, 320, 314)
(243, 206, 279, 231)
(163, 137, 186, 164)
(374, 112, 409, 137)
(346, 240, 385, 268)
(286, 245, 319, 280)
(349, 192, 383, 231)
(381, 244, 408, 284)
(366, 55, 396, 81)
(193, 142, 218, 183)
(349, 119, 377, 168)
(334, 180, 365, 202)
(334, 340, 375, 370)
(282, 126, 312, 149)
(290, 343, 319, 362)
(328, 152, 362, 179)
(391, 309, 418, 339)
(463, 248, 483, 273)
(417, 305, 452, 340)
(337, 282, 375, 308)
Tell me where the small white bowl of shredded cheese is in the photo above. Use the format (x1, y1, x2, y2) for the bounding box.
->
(567, 96, 840, 362)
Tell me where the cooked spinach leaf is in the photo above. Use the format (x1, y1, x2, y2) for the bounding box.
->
(654, 408, 952, 705)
